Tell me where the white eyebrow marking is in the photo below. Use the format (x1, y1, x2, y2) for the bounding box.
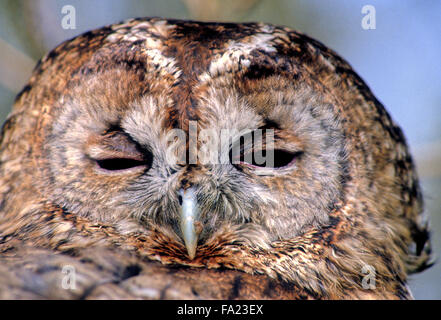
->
(199, 25, 278, 83)
(105, 19, 182, 83)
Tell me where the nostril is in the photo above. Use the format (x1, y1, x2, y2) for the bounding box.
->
(178, 195, 183, 205)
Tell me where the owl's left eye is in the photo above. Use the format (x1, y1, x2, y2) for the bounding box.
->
(87, 128, 153, 173)
(96, 157, 147, 171)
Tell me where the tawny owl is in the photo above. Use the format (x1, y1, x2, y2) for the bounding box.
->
(0, 18, 433, 299)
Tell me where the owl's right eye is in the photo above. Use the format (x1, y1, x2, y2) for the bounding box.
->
(96, 157, 147, 171)
(87, 128, 153, 173)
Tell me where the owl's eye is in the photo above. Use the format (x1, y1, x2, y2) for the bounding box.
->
(232, 149, 301, 169)
(229, 131, 302, 169)
(88, 128, 152, 173)
(264, 149, 301, 168)
(96, 157, 147, 171)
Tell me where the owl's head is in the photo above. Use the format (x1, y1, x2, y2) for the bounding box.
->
(0, 18, 431, 298)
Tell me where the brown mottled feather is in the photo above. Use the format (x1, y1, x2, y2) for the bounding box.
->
(0, 18, 431, 299)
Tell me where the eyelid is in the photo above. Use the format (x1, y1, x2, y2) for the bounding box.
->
(229, 128, 303, 171)
(230, 130, 303, 159)
(85, 131, 145, 161)
(87, 146, 144, 161)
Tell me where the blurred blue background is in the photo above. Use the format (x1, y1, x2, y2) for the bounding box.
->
(0, 0, 440, 299)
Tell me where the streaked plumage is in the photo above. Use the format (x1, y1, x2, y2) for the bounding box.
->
(0, 18, 432, 299)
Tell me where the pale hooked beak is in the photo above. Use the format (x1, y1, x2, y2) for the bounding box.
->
(178, 188, 199, 260)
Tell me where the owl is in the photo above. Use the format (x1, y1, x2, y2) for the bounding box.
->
(0, 18, 432, 299)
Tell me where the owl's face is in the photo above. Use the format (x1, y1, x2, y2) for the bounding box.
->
(1, 18, 431, 299)
(36, 19, 347, 259)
